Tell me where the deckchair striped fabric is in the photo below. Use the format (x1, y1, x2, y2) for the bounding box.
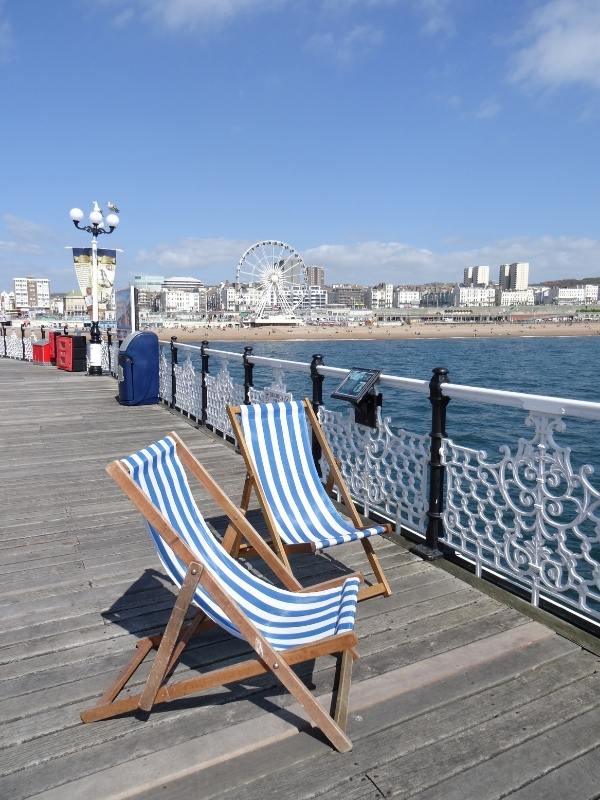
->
(123, 435, 360, 652)
(238, 401, 386, 549)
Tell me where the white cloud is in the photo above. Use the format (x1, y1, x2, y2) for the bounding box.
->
(307, 24, 384, 63)
(105, 0, 284, 30)
(306, 235, 600, 282)
(512, 0, 600, 89)
(137, 236, 254, 271)
(415, 0, 454, 37)
(0, 214, 58, 257)
(475, 99, 501, 119)
(135, 234, 600, 284)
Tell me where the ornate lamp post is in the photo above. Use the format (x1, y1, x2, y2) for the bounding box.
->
(69, 201, 120, 375)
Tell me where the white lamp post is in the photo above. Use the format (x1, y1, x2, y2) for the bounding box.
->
(69, 201, 120, 375)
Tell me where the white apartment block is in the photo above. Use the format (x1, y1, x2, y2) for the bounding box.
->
(0, 291, 14, 311)
(13, 277, 51, 310)
(463, 266, 490, 286)
(496, 289, 535, 306)
(498, 263, 529, 291)
(584, 284, 599, 303)
(453, 285, 496, 307)
(544, 285, 598, 305)
(160, 289, 204, 314)
(394, 289, 421, 306)
(367, 283, 394, 309)
(13, 278, 29, 309)
(220, 285, 237, 312)
(293, 285, 328, 309)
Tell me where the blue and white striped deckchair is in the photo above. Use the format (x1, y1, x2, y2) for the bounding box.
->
(227, 399, 392, 601)
(81, 432, 361, 753)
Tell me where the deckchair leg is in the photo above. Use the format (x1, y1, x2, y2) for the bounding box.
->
(268, 654, 353, 753)
(360, 537, 392, 598)
(332, 649, 353, 732)
(138, 563, 202, 714)
(222, 473, 253, 557)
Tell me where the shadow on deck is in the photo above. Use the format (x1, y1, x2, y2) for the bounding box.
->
(1, 360, 599, 800)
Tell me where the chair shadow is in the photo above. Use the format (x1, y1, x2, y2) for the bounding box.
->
(97, 508, 359, 726)
(100, 567, 318, 724)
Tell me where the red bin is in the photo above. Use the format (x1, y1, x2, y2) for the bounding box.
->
(32, 341, 52, 364)
(56, 335, 87, 372)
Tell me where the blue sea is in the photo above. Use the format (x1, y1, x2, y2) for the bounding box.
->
(190, 335, 600, 486)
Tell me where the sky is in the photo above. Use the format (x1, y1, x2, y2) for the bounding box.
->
(0, 0, 599, 291)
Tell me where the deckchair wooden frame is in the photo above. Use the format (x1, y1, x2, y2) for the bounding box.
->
(226, 399, 392, 602)
(80, 433, 361, 753)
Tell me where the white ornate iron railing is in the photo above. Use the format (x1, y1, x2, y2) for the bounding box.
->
(157, 338, 600, 632)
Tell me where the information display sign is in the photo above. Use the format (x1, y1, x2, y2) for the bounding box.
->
(331, 368, 381, 404)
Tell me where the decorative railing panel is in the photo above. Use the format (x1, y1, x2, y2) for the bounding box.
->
(249, 368, 293, 404)
(111, 342, 120, 377)
(319, 407, 429, 532)
(205, 360, 244, 438)
(173, 356, 203, 419)
(441, 411, 600, 621)
(23, 337, 33, 361)
(101, 341, 109, 373)
(159, 350, 171, 404)
(5, 333, 23, 359)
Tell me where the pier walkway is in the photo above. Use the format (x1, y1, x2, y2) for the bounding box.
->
(1, 359, 600, 800)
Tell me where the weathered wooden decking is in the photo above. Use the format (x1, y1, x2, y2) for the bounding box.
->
(1, 359, 599, 800)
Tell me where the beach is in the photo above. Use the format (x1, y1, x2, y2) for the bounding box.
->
(151, 320, 600, 343)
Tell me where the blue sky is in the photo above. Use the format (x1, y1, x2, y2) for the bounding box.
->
(0, 0, 599, 291)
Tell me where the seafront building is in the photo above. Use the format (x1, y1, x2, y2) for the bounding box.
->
(544, 285, 600, 305)
(366, 283, 394, 309)
(496, 288, 535, 306)
(463, 265, 490, 286)
(306, 265, 325, 287)
(452, 285, 496, 307)
(13, 276, 51, 312)
(499, 262, 529, 291)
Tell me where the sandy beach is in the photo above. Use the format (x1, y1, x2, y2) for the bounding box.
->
(152, 320, 600, 343)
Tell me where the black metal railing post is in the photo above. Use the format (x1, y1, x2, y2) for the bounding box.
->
(170, 336, 178, 409)
(310, 354, 325, 474)
(243, 346, 254, 405)
(20, 324, 26, 360)
(63, 324, 68, 335)
(106, 328, 113, 374)
(1, 324, 6, 357)
(40, 325, 46, 340)
(200, 340, 209, 425)
(413, 366, 449, 560)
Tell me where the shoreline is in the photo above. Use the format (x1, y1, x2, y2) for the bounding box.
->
(150, 321, 600, 343)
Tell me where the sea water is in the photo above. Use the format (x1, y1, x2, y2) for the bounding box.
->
(192, 336, 600, 485)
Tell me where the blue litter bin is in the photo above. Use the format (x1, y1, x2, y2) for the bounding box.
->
(118, 331, 159, 406)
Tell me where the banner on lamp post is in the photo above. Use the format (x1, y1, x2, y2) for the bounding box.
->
(72, 248, 117, 310)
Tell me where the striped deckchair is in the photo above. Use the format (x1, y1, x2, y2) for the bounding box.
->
(227, 399, 392, 602)
(80, 432, 361, 753)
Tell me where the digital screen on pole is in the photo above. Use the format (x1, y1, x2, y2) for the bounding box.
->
(331, 368, 381, 403)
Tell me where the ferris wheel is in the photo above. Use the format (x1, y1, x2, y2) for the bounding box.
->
(236, 240, 307, 319)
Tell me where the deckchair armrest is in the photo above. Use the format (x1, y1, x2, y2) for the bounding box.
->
(358, 522, 393, 534)
(299, 571, 364, 593)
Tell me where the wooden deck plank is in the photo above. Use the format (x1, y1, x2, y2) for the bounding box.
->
(0, 359, 598, 800)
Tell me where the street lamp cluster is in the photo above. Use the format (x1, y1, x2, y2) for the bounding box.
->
(69, 201, 120, 375)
